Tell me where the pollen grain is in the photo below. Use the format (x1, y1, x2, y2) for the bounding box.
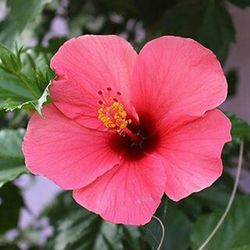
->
(97, 101, 130, 132)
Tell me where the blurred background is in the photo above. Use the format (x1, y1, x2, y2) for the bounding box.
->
(0, 0, 250, 250)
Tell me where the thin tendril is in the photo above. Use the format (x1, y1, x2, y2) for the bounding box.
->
(153, 215, 165, 250)
(197, 139, 244, 250)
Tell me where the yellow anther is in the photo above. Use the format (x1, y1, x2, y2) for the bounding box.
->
(97, 101, 130, 131)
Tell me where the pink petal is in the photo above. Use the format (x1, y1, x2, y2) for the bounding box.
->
(50, 35, 137, 129)
(158, 109, 231, 201)
(130, 36, 227, 123)
(73, 155, 166, 225)
(22, 105, 120, 190)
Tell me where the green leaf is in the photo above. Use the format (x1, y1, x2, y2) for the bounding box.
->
(228, 0, 250, 8)
(227, 69, 239, 98)
(0, 243, 20, 249)
(223, 114, 250, 167)
(0, 73, 33, 101)
(233, 245, 250, 250)
(227, 113, 250, 141)
(119, 226, 146, 250)
(143, 198, 192, 250)
(0, 43, 53, 114)
(0, 129, 27, 188)
(40, 192, 81, 226)
(41, 192, 146, 250)
(0, 44, 41, 99)
(53, 210, 123, 250)
(0, 0, 52, 46)
(0, 43, 22, 74)
(193, 187, 230, 211)
(43, 192, 123, 250)
(163, 0, 235, 62)
(0, 183, 24, 234)
(191, 196, 250, 250)
(2, 81, 51, 116)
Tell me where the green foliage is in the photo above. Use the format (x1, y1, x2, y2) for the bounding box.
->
(2, 82, 52, 117)
(0, 183, 24, 234)
(143, 198, 192, 250)
(91, 0, 175, 27)
(52, 210, 122, 250)
(227, 69, 239, 98)
(191, 197, 250, 250)
(193, 186, 231, 211)
(223, 113, 250, 167)
(0, 243, 19, 249)
(228, 113, 250, 141)
(0, 43, 53, 115)
(0, 43, 22, 74)
(0, 129, 27, 188)
(0, 0, 52, 47)
(162, 0, 235, 62)
(40, 192, 147, 250)
(233, 245, 250, 250)
(40, 190, 80, 225)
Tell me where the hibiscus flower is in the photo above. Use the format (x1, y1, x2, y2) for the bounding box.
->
(23, 35, 231, 225)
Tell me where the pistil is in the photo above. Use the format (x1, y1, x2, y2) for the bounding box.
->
(122, 127, 141, 143)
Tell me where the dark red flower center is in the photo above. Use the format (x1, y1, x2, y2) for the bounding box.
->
(109, 113, 160, 160)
